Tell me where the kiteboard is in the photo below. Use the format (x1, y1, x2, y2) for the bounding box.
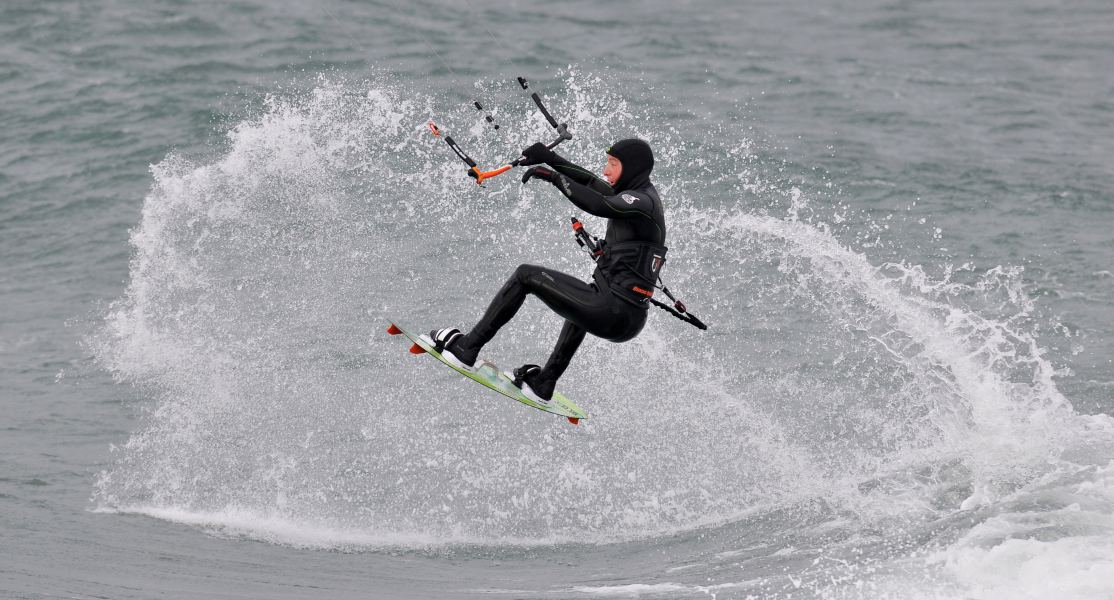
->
(387, 322, 588, 425)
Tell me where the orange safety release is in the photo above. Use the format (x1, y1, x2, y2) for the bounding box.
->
(472, 164, 512, 184)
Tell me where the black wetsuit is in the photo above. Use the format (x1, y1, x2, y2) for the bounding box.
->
(452, 144, 667, 398)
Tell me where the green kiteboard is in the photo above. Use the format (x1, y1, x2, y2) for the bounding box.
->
(387, 322, 588, 425)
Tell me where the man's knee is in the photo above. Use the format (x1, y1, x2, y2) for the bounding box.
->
(495, 264, 543, 300)
(512, 263, 545, 284)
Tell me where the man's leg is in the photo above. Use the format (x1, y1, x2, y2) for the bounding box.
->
(451, 264, 565, 364)
(530, 320, 587, 398)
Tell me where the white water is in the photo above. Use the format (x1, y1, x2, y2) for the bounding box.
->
(89, 76, 1114, 598)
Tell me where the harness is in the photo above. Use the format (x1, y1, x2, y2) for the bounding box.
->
(593, 241, 669, 303)
(571, 218, 708, 330)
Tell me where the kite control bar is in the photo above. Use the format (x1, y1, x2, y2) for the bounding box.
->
(429, 76, 573, 185)
(518, 76, 572, 149)
(427, 121, 476, 169)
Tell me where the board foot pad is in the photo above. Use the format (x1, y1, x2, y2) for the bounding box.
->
(390, 321, 587, 424)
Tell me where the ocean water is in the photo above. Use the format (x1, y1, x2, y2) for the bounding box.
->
(3, 0, 1113, 598)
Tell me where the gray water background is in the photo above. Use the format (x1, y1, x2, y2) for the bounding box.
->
(2, 0, 1113, 598)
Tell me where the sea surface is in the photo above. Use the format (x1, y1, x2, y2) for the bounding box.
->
(3, 1, 1113, 598)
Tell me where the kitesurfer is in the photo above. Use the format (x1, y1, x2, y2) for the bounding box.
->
(429, 139, 667, 404)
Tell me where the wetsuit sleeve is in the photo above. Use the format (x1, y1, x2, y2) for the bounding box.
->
(548, 173, 654, 220)
(547, 153, 614, 196)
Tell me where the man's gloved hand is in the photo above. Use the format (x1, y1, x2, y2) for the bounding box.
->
(518, 142, 557, 166)
(521, 166, 556, 184)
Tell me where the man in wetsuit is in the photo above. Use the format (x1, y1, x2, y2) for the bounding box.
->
(429, 138, 667, 404)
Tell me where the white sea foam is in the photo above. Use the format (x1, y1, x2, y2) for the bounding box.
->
(570, 582, 702, 597)
(90, 76, 1114, 598)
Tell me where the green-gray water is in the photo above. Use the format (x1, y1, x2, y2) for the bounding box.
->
(3, 1, 1113, 598)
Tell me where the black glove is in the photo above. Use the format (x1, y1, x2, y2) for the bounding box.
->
(521, 166, 556, 184)
(518, 142, 557, 166)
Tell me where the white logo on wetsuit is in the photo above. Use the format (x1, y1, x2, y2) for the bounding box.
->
(558, 175, 572, 197)
(622, 193, 638, 205)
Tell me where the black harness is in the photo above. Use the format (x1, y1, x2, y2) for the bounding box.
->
(571, 218, 707, 330)
(594, 240, 670, 304)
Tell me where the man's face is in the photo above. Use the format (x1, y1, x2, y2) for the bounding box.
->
(604, 155, 623, 186)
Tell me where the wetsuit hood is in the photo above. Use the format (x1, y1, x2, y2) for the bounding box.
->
(607, 138, 654, 192)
